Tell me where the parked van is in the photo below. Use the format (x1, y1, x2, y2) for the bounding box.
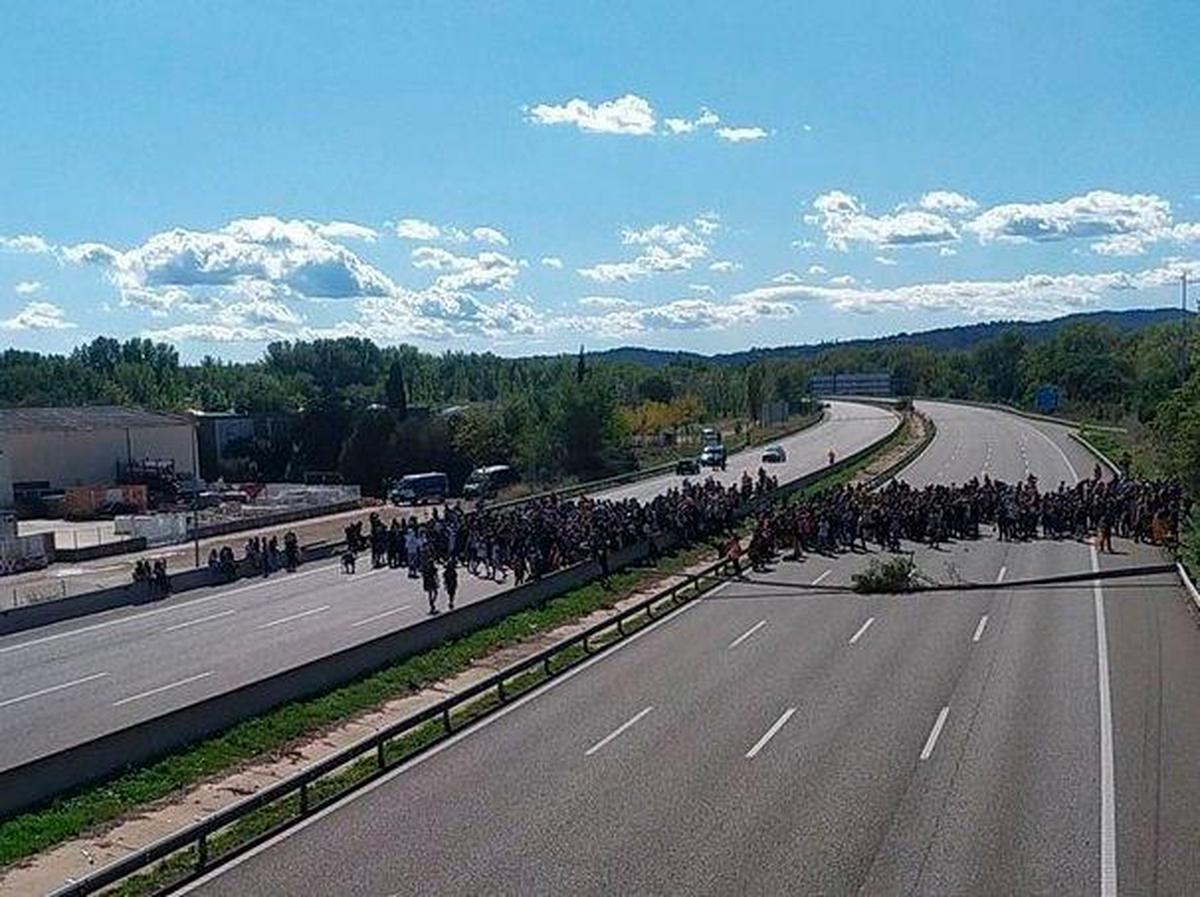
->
(389, 472, 449, 505)
(462, 464, 519, 499)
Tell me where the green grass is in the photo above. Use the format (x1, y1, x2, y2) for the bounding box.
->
(0, 417, 905, 878)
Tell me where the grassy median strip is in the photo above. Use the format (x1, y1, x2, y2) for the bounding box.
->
(1, 418, 905, 877)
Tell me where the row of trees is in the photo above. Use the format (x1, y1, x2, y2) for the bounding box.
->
(1, 319, 1196, 496)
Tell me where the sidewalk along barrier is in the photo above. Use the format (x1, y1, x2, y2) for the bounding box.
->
(2, 412, 904, 824)
(47, 554, 743, 897)
(51, 536, 147, 564)
(0, 408, 830, 637)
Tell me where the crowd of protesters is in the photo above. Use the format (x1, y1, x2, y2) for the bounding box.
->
(336, 467, 779, 613)
(741, 467, 1187, 571)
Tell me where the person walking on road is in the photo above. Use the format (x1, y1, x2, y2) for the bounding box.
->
(422, 554, 440, 614)
(443, 558, 458, 611)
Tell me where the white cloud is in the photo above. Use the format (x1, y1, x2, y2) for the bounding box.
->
(772, 271, 803, 284)
(411, 247, 520, 292)
(394, 218, 448, 241)
(939, 247, 958, 257)
(313, 220, 378, 242)
(0, 301, 74, 331)
(0, 234, 52, 254)
(540, 256, 564, 269)
(572, 295, 796, 336)
(807, 264, 827, 276)
(63, 216, 397, 314)
(828, 274, 857, 285)
(874, 255, 898, 266)
(689, 283, 716, 294)
(807, 190, 959, 251)
(966, 190, 1173, 255)
(525, 93, 657, 136)
(692, 212, 721, 236)
(715, 126, 768, 143)
(734, 259, 1200, 319)
(918, 191, 979, 215)
(14, 280, 42, 295)
(580, 218, 711, 283)
(663, 107, 721, 134)
(708, 260, 740, 273)
(471, 226, 509, 246)
(578, 295, 640, 309)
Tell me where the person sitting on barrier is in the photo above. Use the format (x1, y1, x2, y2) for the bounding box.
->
(219, 545, 237, 581)
(207, 548, 219, 571)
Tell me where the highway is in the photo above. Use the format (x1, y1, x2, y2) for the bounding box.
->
(184, 401, 1200, 896)
(0, 401, 898, 773)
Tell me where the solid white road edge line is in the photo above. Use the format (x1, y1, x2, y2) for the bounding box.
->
(919, 706, 950, 761)
(972, 615, 989, 643)
(848, 617, 875, 645)
(745, 708, 796, 759)
(258, 606, 331, 630)
(1092, 542, 1117, 897)
(584, 705, 654, 756)
(350, 605, 412, 627)
(111, 671, 215, 707)
(0, 671, 109, 709)
(728, 620, 767, 649)
(163, 609, 236, 633)
(1031, 420, 1117, 897)
(173, 577, 730, 895)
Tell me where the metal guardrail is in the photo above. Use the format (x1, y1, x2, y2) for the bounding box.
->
(50, 555, 740, 897)
(47, 407, 900, 897)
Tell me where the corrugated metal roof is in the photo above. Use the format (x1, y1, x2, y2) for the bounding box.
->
(0, 406, 193, 433)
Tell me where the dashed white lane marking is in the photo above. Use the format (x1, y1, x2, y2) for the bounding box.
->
(350, 605, 412, 628)
(811, 569, 832, 586)
(972, 615, 989, 643)
(0, 564, 335, 656)
(728, 620, 767, 649)
(0, 671, 110, 709)
(585, 705, 654, 756)
(996, 566, 1007, 583)
(112, 671, 214, 707)
(746, 707, 797, 758)
(920, 706, 950, 760)
(848, 617, 875, 645)
(163, 609, 236, 633)
(257, 605, 331, 630)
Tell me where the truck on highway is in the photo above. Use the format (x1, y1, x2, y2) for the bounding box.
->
(462, 464, 519, 499)
(389, 472, 449, 505)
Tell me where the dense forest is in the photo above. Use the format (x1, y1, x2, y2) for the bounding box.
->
(0, 313, 1197, 504)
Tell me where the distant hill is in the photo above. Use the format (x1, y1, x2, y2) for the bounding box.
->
(588, 307, 1192, 368)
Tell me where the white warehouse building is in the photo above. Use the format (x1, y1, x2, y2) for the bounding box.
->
(0, 406, 197, 491)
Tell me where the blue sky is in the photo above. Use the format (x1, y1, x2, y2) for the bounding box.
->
(1, 0, 1198, 360)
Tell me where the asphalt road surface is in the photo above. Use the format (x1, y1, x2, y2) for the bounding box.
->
(186, 400, 1200, 897)
(0, 401, 897, 773)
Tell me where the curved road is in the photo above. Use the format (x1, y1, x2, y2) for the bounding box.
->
(183, 400, 1200, 897)
(0, 401, 897, 773)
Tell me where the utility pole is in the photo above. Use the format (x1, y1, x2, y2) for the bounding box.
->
(1182, 272, 1190, 385)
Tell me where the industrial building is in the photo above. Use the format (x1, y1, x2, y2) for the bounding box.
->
(0, 406, 198, 496)
(808, 372, 895, 397)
